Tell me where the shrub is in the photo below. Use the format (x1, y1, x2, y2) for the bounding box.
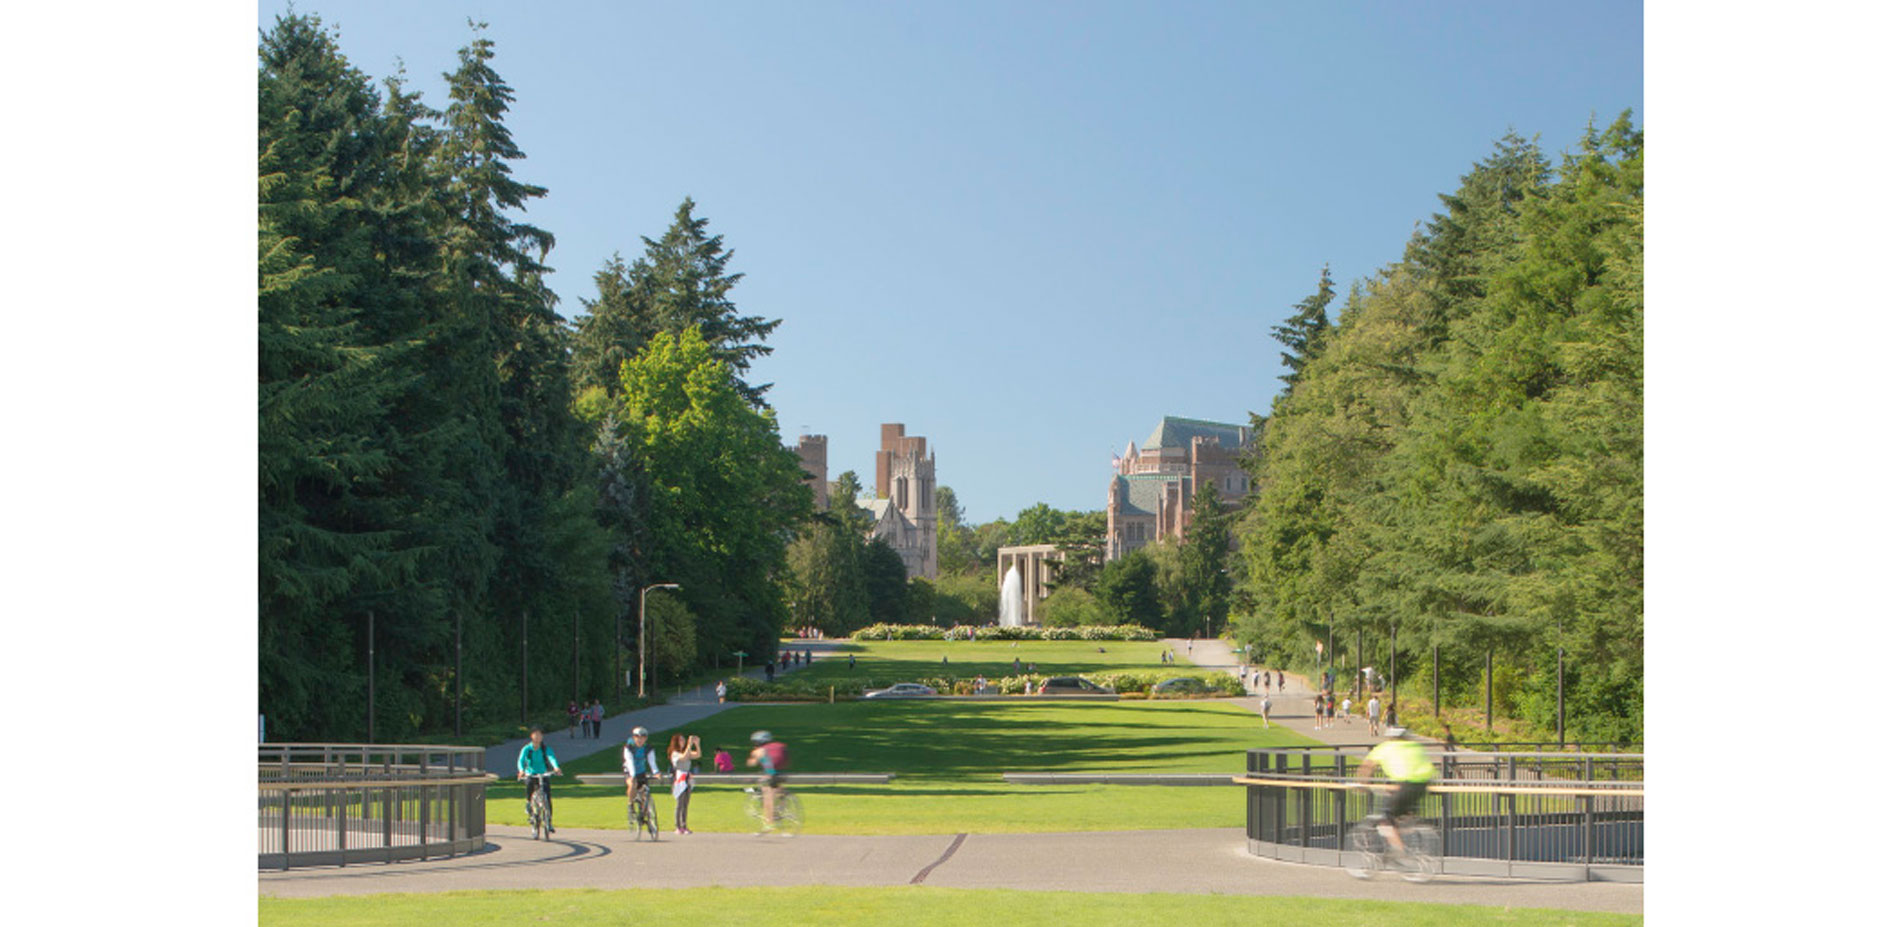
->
(842, 624, 1158, 642)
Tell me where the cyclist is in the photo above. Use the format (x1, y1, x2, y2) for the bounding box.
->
(746, 729, 788, 832)
(1356, 726, 1436, 859)
(516, 727, 564, 834)
(623, 726, 660, 813)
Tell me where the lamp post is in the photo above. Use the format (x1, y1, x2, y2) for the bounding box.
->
(639, 583, 680, 698)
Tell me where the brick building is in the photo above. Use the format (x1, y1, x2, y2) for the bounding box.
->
(1105, 416, 1251, 560)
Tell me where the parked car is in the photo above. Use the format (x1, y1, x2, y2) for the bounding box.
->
(862, 683, 937, 699)
(1037, 676, 1110, 695)
(1151, 677, 1214, 697)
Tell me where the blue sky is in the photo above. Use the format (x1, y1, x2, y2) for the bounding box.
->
(258, 0, 1642, 523)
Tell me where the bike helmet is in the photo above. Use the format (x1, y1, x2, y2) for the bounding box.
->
(630, 726, 649, 737)
(751, 730, 772, 745)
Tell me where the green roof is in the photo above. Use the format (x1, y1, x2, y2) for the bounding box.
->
(1140, 417, 1249, 452)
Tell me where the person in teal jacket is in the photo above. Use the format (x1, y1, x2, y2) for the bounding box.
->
(517, 727, 565, 833)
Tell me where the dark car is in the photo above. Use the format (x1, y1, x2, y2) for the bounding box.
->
(1037, 676, 1110, 695)
(1151, 677, 1214, 697)
(862, 683, 937, 699)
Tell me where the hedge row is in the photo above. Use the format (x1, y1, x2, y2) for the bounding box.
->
(847, 623, 1160, 642)
(721, 670, 1243, 701)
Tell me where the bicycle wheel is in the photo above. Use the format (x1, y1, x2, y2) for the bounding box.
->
(744, 788, 766, 832)
(775, 792, 804, 836)
(531, 795, 548, 841)
(627, 794, 639, 835)
(1342, 821, 1381, 880)
(1401, 824, 1442, 883)
(640, 793, 659, 841)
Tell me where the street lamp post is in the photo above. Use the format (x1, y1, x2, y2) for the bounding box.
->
(639, 583, 680, 699)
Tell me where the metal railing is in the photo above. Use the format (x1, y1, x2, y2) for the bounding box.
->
(258, 744, 494, 870)
(1239, 746, 1643, 882)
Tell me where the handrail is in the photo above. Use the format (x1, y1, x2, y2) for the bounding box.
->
(1229, 775, 1644, 798)
(258, 774, 497, 792)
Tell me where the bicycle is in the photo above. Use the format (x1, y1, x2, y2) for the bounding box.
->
(743, 783, 804, 836)
(1343, 814, 1442, 882)
(523, 773, 554, 841)
(627, 780, 660, 841)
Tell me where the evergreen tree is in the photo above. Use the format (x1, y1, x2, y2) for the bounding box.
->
(862, 538, 912, 623)
(1270, 264, 1336, 392)
(1097, 549, 1164, 630)
(829, 471, 873, 535)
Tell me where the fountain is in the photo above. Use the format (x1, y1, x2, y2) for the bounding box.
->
(999, 563, 1025, 628)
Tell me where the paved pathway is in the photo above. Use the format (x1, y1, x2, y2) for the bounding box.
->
(483, 639, 845, 775)
(257, 825, 1641, 914)
(1165, 638, 1408, 750)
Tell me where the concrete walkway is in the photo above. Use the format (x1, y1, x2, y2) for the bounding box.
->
(256, 825, 1642, 914)
(483, 639, 843, 775)
(1165, 638, 1409, 750)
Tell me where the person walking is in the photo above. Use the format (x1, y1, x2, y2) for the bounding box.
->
(1325, 691, 1337, 728)
(590, 700, 605, 739)
(566, 701, 579, 738)
(669, 733, 702, 835)
(1367, 695, 1381, 737)
(1277, 670, 1285, 693)
(1314, 693, 1325, 728)
(716, 680, 728, 704)
(1341, 695, 1353, 727)
(1260, 694, 1272, 729)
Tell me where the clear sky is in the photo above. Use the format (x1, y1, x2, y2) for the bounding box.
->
(257, 0, 1642, 523)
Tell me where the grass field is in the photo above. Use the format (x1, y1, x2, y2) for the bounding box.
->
(771, 638, 1190, 687)
(259, 886, 1641, 927)
(495, 696, 1317, 833)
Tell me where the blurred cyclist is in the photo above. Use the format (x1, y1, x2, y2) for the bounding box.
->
(1356, 726, 1435, 857)
(746, 729, 788, 832)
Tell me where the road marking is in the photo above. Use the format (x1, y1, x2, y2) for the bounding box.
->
(909, 833, 967, 884)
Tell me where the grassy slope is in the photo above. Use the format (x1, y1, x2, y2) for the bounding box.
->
(260, 887, 1640, 927)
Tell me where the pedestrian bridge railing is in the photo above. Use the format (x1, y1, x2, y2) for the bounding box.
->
(258, 744, 494, 870)
(1237, 747, 1643, 882)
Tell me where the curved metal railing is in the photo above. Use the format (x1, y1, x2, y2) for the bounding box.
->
(1238, 746, 1643, 882)
(258, 744, 494, 870)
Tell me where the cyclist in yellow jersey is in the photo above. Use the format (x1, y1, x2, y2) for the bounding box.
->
(1357, 726, 1435, 856)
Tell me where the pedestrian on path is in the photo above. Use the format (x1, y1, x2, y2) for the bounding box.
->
(590, 700, 604, 738)
(670, 733, 701, 835)
(567, 701, 579, 738)
(1277, 671, 1285, 693)
(1325, 692, 1337, 728)
(1386, 702, 1398, 731)
(1367, 695, 1381, 736)
(1260, 695, 1272, 729)
(1314, 694, 1324, 727)
(716, 680, 727, 704)
(1342, 696, 1352, 726)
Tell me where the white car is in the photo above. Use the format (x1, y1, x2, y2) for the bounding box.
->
(862, 683, 937, 699)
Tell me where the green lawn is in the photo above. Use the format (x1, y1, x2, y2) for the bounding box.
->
(496, 699, 1316, 833)
(260, 887, 1640, 927)
(774, 638, 1185, 688)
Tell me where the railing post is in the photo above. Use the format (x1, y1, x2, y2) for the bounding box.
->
(281, 789, 292, 871)
(1583, 756, 1596, 868)
(334, 786, 346, 866)
(1504, 756, 1517, 867)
